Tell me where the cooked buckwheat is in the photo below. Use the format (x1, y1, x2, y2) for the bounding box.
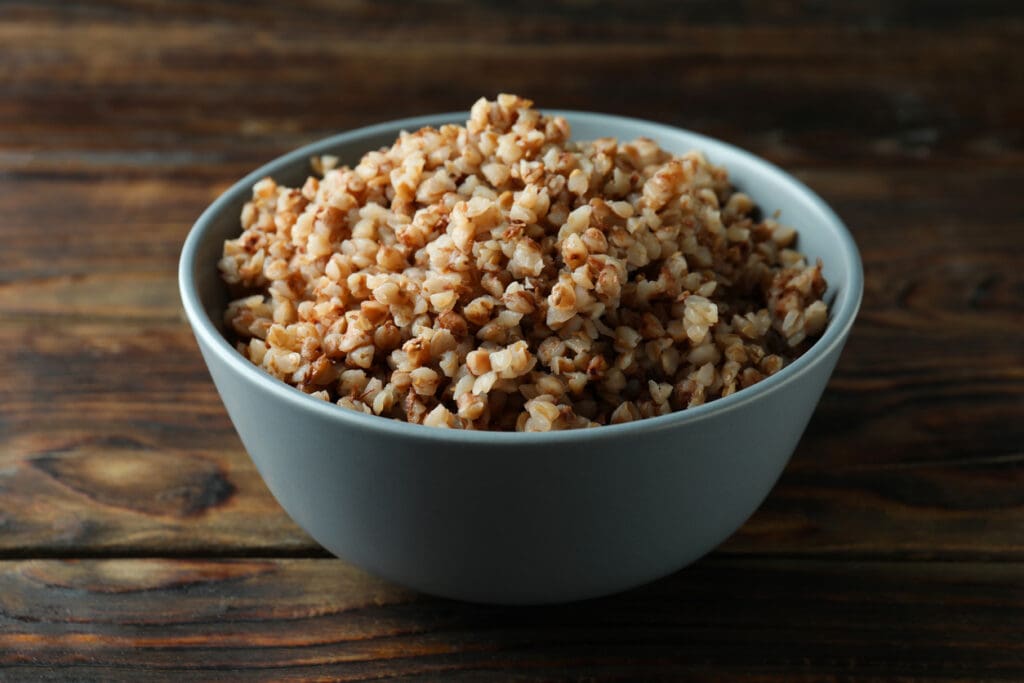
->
(220, 94, 828, 431)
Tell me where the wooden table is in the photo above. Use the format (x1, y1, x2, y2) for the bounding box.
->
(2, 2, 1022, 680)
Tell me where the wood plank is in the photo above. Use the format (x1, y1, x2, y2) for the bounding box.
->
(0, 272, 182, 320)
(2, 166, 1022, 279)
(4, 0, 1020, 30)
(28, 233, 1021, 333)
(0, 318, 319, 556)
(0, 3, 1020, 171)
(0, 317, 1020, 558)
(1, 557, 1023, 681)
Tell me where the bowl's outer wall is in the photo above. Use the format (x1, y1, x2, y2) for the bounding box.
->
(184, 112, 860, 603)
(199, 332, 839, 603)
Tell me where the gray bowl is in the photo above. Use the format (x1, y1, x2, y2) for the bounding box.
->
(179, 111, 862, 604)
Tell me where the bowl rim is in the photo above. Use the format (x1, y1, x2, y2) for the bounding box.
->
(179, 109, 863, 445)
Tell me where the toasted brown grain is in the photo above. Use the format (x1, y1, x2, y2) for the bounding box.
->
(220, 94, 828, 431)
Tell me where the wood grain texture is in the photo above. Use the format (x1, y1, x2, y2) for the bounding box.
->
(1, 0, 1021, 178)
(2, 318, 1022, 559)
(1, 0, 1023, 679)
(2, 557, 1024, 681)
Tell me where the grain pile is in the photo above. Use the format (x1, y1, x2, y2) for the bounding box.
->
(220, 94, 828, 431)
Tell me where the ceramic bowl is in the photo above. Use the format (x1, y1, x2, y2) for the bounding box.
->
(179, 111, 862, 604)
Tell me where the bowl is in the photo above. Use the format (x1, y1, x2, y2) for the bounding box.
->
(179, 111, 863, 604)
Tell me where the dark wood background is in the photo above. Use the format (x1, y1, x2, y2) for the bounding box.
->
(2, 1, 1023, 680)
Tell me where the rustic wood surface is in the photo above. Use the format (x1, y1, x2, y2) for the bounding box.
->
(1, 1, 1022, 680)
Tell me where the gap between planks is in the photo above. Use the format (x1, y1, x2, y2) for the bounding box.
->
(3, 549, 1024, 564)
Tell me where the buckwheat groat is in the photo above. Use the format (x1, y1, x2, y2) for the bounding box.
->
(220, 95, 828, 431)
